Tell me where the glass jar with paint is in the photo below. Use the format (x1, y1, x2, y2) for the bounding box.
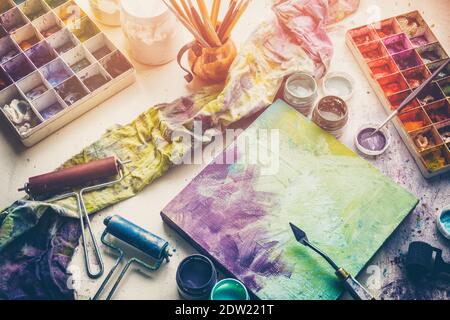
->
(89, 0, 121, 26)
(176, 255, 218, 300)
(283, 72, 318, 116)
(121, 0, 182, 66)
(322, 71, 355, 101)
(312, 96, 349, 138)
(355, 124, 391, 157)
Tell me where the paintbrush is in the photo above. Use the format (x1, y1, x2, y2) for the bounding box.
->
(162, 0, 211, 47)
(370, 58, 450, 137)
(217, 0, 237, 38)
(289, 223, 375, 300)
(220, 0, 249, 42)
(196, 0, 222, 46)
(211, 0, 221, 28)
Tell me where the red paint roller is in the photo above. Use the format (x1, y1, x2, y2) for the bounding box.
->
(21, 157, 120, 196)
(19, 156, 126, 279)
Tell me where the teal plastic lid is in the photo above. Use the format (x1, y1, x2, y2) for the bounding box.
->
(210, 278, 250, 301)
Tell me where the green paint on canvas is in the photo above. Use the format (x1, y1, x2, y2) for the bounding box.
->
(162, 100, 419, 300)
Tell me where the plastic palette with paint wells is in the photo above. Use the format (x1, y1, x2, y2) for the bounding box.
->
(346, 11, 450, 179)
(0, 0, 135, 147)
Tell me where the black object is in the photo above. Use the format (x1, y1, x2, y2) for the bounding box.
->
(290, 223, 375, 300)
(406, 241, 450, 279)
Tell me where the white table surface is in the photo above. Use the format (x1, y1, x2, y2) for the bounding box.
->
(0, 0, 449, 300)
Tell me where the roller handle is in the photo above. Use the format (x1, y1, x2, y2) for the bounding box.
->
(23, 157, 120, 196)
(336, 268, 375, 300)
(342, 274, 375, 301)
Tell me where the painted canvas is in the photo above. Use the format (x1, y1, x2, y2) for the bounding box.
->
(161, 100, 419, 300)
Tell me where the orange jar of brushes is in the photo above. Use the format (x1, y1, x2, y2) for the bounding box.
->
(164, 0, 249, 83)
(186, 39, 237, 83)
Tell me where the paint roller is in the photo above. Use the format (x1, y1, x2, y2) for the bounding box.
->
(20, 157, 120, 196)
(19, 156, 128, 279)
(93, 215, 172, 300)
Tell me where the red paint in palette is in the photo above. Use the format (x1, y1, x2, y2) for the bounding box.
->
(378, 73, 409, 96)
(403, 66, 431, 88)
(349, 26, 378, 45)
(373, 19, 399, 38)
(368, 57, 399, 79)
(358, 41, 388, 61)
(388, 90, 420, 112)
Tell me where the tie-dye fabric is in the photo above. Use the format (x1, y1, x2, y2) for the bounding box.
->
(0, 0, 359, 300)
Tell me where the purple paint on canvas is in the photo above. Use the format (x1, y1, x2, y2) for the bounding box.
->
(164, 147, 290, 292)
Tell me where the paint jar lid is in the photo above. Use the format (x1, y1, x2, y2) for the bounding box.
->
(437, 206, 450, 240)
(210, 278, 250, 300)
(355, 123, 391, 157)
(176, 254, 218, 300)
(322, 71, 355, 101)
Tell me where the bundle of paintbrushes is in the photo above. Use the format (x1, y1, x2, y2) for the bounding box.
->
(163, 0, 250, 83)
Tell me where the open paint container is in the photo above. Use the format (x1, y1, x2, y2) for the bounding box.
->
(437, 206, 450, 240)
(312, 96, 349, 138)
(322, 71, 355, 101)
(176, 254, 217, 300)
(210, 278, 249, 301)
(355, 124, 391, 157)
(283, 72, 318, 116)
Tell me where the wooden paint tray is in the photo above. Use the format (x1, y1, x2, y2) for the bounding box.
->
(346, 11, 450, 178)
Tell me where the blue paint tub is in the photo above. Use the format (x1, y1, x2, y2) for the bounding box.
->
(176, 255, 217, 300)
(437, 206, 450, 240)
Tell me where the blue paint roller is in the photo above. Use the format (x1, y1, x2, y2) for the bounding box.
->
(93, 215, 172, 300)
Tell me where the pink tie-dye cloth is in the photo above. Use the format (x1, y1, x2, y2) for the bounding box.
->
(273, 0, 359, 76)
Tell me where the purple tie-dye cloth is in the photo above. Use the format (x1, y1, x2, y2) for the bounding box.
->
(0, 201, 80, 300)
(0, 0, 359, 300)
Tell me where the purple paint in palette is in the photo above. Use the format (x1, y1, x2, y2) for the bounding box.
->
(40, 102, 64, 120)
(392, 49, 422, 71)
(0, 7, 27, 33)
(410, 36, 428, 47)
(26, 41, 57, 68)
(0, 36, 20, 64)
(0, 67, 12, 90)
(383, 33, 412, 54)
(55, 76, 88, 106)
(3, 53, 35, 81)
(40, 58, 72, 87)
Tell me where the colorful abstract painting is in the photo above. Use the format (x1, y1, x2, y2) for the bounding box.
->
(161, 100, 418, 300)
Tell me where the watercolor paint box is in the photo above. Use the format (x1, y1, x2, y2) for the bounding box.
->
(0, 0, 135, 147)
(346, 11, 450, 178)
